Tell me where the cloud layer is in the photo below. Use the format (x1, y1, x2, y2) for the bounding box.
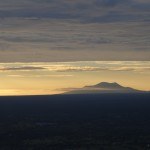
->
(0, 61, 149, 73)
(0, 0, 149, 61)
(0, 0, 150, 22)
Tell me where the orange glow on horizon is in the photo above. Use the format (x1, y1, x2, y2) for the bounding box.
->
(0, 61, 149, 96)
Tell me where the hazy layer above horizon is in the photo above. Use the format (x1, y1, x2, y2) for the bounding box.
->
(0, 61, 149, 96)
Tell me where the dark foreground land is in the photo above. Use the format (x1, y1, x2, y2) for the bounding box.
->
(0, 94, 150, 150)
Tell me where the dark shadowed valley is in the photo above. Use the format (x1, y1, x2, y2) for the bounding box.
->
(0, 93, 150, 150)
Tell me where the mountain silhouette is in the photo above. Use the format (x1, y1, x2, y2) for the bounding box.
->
(86, 82, 124, 89)
(65, 82, 146, 94)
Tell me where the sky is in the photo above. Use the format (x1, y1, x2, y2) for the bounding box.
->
(0, 61, 149, 95)
(0, 0, 150, 61)
(0, 0, 149, 95)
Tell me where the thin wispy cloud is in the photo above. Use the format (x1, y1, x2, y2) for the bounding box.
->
(7, 74, 73, 78)
(0, 66, 45, 71)
(0, 61, 149, 73)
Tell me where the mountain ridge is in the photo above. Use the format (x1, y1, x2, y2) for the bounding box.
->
(64, 82, 147, 94)
(86, 82, 126, 89)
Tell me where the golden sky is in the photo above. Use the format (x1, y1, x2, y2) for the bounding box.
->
(0, 61, 149, 96)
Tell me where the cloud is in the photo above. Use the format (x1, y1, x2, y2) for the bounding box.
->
(0, 0, 149, 22)
(0, 0, 149, 62)
(7, 74, 73, 78)
(54, 66, 150, 73)
(94, 0, 129, 7)
(7, 75, 25, 77)
(111, 67, 150, 72)
(0, 61, 149, 73)
(0, 66, 45, 71)
(0, 18, 149, 62)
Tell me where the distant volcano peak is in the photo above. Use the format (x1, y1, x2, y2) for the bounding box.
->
(64, 81, 147, 94)
(93, 82, 123, 89)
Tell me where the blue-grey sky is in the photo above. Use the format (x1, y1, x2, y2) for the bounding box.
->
(0, 0, 150, 62)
